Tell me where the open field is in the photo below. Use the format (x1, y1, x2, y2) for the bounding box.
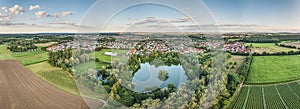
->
(0, 45, 15, 60)
(227, 55, 246, 73)
(281, 41, 300, 48)
(245, 43, 297, 54)
(246, 55, 300, 84)
(229, 81, 300, 109)
(35, 42, 57, 47)
(0, 60, 101, 109)
(15, 52, 48, 66)
(89, 49, 128, 63)
(74, 61, 110, 72)
(0, 45, 48, 63)
(26, 62, 79, 94)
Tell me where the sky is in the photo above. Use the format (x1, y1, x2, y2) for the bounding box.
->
(0, 0, 299, 33)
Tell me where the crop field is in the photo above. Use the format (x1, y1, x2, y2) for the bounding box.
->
(15, 51, 48, 66)
(26, 62, 79, 94)
(245, 43, 297, 54)
(246, 55, 300, 84)
(230, 81, 300, 109)
(0, 60, 101, 109)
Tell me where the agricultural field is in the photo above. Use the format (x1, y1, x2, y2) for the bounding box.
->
(229, 81, 300, 109)
(0, 45, 15, 60)
(0, 60, 100, 109)
(15, 51, 48, 66)
(245, 43, 297, 54)
(246, 55, 300, 84)
(280, 41, 300, 48)
(26, 62, 79, 94)
(0, 45, 48, 65)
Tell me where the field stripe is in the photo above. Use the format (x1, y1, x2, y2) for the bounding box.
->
(275, 85, 288, 109)
(242, 87, 250, 109)
(262, 87, 267, 109)
(287, 83, 300, 99)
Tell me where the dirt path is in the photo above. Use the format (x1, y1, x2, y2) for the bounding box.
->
(0, 60, 101, 109)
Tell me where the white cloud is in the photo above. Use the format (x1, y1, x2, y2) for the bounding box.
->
(61, 11, 73, 16)
(29, 5, 40, 11)
(0, 13, 11, 22)
(35, 11, 49, 18)
(1, 7, 8, 12)
(8, 5, 25, 15)
(128, 17, 194, 26)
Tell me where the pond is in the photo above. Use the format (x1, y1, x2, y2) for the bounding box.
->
(132, 62, 187, 92)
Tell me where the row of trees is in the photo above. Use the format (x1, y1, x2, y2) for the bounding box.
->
(7, 40, 38, 52)
(276, 43, 299, 49)
(48, 49, 90, 73)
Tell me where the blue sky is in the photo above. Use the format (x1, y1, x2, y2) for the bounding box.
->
(0, 0, 299, 33)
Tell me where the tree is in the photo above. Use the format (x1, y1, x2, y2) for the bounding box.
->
(158, 70, 169, 81)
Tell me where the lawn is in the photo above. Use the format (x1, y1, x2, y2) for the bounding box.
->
(246, 55, 300, 84)
(74, 61, 110, 72)
(89, 49, 128, 63)
(26, 62, 79, 94)
(245, 43, 297, 54)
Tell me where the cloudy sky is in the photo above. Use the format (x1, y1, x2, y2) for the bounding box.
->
(0, 0, 299, 33)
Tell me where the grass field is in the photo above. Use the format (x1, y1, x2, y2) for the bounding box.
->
(15, 52, 48, 65)
(74, 61, 110, 72)
(246, 55, 300, 84)
(89, 49, 128, 63)
(0, 45, 15, 60)
(26, 62, 79, 94)
(230, 81, 300, 109)
(227, 55, 246, 73)
(245, 43, 297, 54)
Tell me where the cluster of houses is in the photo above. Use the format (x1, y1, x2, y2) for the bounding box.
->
(223, 42, 250, 53)
(46, 35, 249, 55)
(46, 41, 97, 52)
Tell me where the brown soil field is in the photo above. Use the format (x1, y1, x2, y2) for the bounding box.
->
(0, 60, 101, 109)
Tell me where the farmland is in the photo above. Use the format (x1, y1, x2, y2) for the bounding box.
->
(0, 60, 101, 109)
(245, 43, 297, 54)
(246, 55, 300, 84)
(229, 81, 300, 109)
(0, 45, 15, 60)
(26, 62, 79, 94)
(280, 41, 300, 48)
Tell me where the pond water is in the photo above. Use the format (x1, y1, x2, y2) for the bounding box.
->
(132, 62, 187, 92)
